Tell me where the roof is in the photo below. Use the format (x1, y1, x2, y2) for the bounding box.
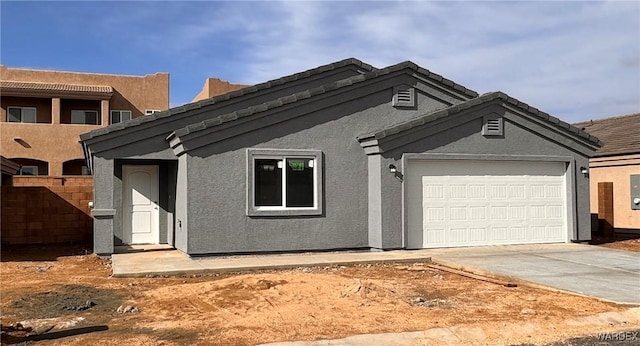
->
(81, 58, 376, 141)
(574, 113, 640, 157)
(357, 91, 602, 147)
(0, 80, 113, 94)
(170, 61, 479, 139)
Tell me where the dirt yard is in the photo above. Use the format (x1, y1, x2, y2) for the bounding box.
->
(1, 246, 638, 345)
(596, 237, 640, 252)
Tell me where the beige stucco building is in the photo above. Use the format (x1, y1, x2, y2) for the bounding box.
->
(0, 66, 169, 176)
(191, 77, 245, 103)
(575, 113, 640, 233)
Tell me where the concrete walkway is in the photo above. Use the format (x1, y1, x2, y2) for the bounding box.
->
(111, 249, 432, 277)
(111, 243, 640, 304)
(428, 243, 640, 305)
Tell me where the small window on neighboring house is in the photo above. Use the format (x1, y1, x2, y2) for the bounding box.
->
(145, 109, 161, 115)
(247, 149, 323, 216)
(110, 110, 132, 124)
(71, 110, 100, 125)
(19, 166, 38, 176)
(7, 107, 37, 123)
(392, 85, 416, 108)
(482, 114, 504, 137)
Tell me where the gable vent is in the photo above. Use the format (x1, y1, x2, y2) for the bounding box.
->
(482, 115, 504, 136)
(392, 86, 416, 108)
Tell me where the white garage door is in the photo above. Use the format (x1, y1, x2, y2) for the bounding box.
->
(407, 160, 567, 249)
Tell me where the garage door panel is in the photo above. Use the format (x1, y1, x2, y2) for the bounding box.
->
(407, 160, 567, 249)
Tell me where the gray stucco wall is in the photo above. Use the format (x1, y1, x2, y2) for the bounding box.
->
(174, 155, 189, 252)
(181, 77, 461, 254)
(92, 156, 115, 255)
(376, 103, 594, 247)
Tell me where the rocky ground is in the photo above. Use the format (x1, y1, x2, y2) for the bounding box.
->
(1, 244, 638, 345)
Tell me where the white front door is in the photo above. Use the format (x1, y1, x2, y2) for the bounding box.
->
(123, 165, 159, 244)
(407, 160, 567, 249)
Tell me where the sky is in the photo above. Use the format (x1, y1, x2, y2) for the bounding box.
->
(1, 1, 638, 123)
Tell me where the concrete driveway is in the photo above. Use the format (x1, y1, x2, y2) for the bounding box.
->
(429, 243, 640, 305)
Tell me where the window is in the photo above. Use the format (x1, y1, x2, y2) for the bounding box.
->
(19, 166, 38, 176)
(7, 107, 37, 123)
(110, 110, 132, 124)
(145, 109, 162, 115)
(71, 110, 99, 125)
(248, 149, 323, 216)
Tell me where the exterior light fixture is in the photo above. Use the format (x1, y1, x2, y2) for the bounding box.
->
(389, 164, 403, 181)
(580, 166, 589, 177)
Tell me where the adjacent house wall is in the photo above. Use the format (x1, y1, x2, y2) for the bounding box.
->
(589, 154, 640, 231)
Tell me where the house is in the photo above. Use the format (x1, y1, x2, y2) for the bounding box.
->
(191, 77, 247, 102)
(0, 66, 170, 176)
(81, 58, 601, 256)
(574, 113, 640, 235)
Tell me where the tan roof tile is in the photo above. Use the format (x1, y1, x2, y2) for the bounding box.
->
(575, 113, 640, 156)
(0, 80, 113, 94)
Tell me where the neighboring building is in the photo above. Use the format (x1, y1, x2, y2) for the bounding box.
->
(575, 113, 640, 234)
(81, 58, 600, 256)
(0, 66, 169, 176)
(191, 77, 246, 102)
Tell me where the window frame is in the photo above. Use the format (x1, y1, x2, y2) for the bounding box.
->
(19, 166, 38, 176)
(110, 110, 132, 124)
(247, 148, 323, 217)
(70, 110, 100, 125)
(7, 106, 37, 123)
(145, 109, 162, 115)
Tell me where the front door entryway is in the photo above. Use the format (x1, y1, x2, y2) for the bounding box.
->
(123, 165, 159, 244)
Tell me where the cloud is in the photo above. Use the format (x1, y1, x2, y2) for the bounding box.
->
(80, 1, 639, 122)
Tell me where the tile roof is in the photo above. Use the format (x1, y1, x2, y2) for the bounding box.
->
(81, 58, 376, 141)
(0, 80, 113, 94)
(357, 91, 602, 146)
(170, 61, 479, 139)
(574, 113, 640, 157)
(83, 58, 478, 142)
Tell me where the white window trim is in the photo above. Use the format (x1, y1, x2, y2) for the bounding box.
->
(145, 109, 162, 115)
(253, 156, 318, 211)
(7, 106, 37, 123)
(110, 110, 132, 124)
(71, 109, 100, 125)
(247, 148, 323, 217)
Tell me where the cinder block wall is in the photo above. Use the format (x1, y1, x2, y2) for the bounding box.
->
(1, 176, 93, 245)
